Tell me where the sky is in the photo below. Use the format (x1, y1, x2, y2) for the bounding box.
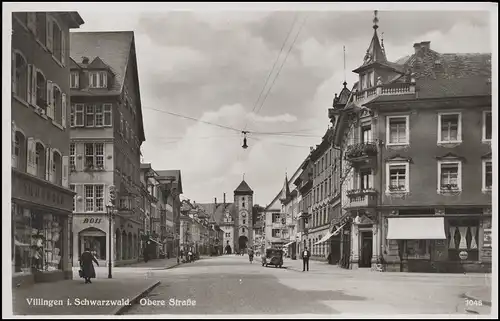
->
(5, 3, 494, 206)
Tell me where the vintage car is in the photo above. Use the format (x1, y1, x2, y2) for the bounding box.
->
(261, 248, 284, 268)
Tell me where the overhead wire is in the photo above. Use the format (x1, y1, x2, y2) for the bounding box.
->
(243, 13, 299, 132)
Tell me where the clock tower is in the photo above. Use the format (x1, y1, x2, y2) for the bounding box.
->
(233, 179, 254, 252)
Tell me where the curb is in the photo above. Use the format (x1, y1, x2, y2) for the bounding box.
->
(463, 292, 492, 306)
(154, 263, 181, 271)
(112, 281, 161, 315)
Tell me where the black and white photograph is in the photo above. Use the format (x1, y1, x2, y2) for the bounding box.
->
(3, 2, 497, 318)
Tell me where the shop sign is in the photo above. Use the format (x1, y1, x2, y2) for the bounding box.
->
(13, 174, 72, 211)
(459, 251, 468, 260)
(83, 218, 103, 224)
(483, 229, 492, 248)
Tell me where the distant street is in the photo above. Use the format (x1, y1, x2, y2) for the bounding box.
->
(124, 255, 491, 315)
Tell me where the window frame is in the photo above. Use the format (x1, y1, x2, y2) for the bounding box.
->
(437, 160, 462, 193)
(386, 161, 410, 193)
(386, 115, 410, 146)
(70, 71, 79, 89)
(89, 71, 108, 89)
(437, 112, 462, 144)
(69, 143, 76, 171)
(74, 104, 84, 127)
(12, 50, 29, 103)
(84, 142, 105, 170)
(84, 184, 105, 212)
(482, 159, 492, 192)
(482, 110, 492, 143)
(49, 17, 64, 64)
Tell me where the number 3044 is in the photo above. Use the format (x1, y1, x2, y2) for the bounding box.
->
(465, 299, 483, 306)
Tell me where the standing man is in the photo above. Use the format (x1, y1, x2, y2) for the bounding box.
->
(301, 247, 310, 272)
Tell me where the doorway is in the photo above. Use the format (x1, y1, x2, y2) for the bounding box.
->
(238, 235, 248, 253)
(360, 231, 373, 268)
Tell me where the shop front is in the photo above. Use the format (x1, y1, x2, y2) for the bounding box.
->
(384, 215, 491, 273)
(72, 215, 109, 267)
(12, 170, 74, 286)
(115, 216, 142, 266)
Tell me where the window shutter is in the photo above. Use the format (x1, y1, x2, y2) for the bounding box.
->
(27, 137, 35, 175)
(45, 147, 51, 180)
(62, 156, 69, 187)
(76, 143, 84, 171)
(27, 13, 36, 34)
(61, 93, 67, 128)
(27, 64, 32, 105)
(61, 34, 66, 66)
(46, 15, 53, 52)
(31, 66, 37, 106)
(75, 184, 84, 212)
(12, 53, 17, 94)
(11, 125, 17, 166)
(46, 80, 53, 119)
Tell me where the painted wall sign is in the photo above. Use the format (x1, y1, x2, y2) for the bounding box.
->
(83, 218, 102, 224)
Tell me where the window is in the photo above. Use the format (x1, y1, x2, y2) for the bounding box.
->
(438, 161, 462, 192)
(243, 219, 246, 225)
(35, 13, 46, 45)
(12, 51, 28, 101)
(482, 160, 492, 192)
(225, 233, 230, 238)
(89, 71, 107, 88)
(386, 116, 409, 145)
(386, 162, 409, 193)
(360, 169, 372, 190)
(438, 113, 461, 143)
(272, 229, 280, 238)
(84, 143, 104, 170)
(13, 133, 20, 169)
(70, 72, 79, 89)
(36, 70, 47, 108)
(103, 104, 112, 126)
(35, 143, 45, 178)
(84, 185, 104, 212)
(51, 19, 63, 62)
(242, 202, 245, 208)
(95, 105, 104, 127)
(361, 124, 372, 143)
(72, 104, 84, 126)
(483, 111, 492, 142)
(69, 143, 76, 171)
(52, 85, 62, 122)
(272, 213, 280, 223)
(86, 105, 95, 126)
(70, 184, 76, 212)
(242, 228, 245, 233)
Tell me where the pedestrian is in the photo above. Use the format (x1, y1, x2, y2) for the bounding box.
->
(79, 248, 99, 284)
(188, 249, 193, 263)
(301, 247, 310, 272)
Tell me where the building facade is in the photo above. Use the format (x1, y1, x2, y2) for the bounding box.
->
(69, 31, 146, 267)
(279, 172, 301, 259)
(330, 12, 492, 273)
(11, 11, 84, 285)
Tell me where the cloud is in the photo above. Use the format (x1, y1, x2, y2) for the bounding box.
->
(247, 113, 298, 123)
(70, 9, 491, 206)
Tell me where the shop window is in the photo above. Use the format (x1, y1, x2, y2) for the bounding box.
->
(29, 211, 64, 272)
(448, 221, 479, 261)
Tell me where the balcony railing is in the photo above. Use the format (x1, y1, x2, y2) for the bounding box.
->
(354, 83, 415, 102)
(345, 188, 378, 209)
(345, 142, 378, 164)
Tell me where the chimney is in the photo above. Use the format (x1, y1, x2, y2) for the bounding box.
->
(420, 41, 431, 51)
(82, 56, 89, 64)
(223, 193, 226, 205)
(413, 43, 421, 54)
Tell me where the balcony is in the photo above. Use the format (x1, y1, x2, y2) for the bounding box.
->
(345, 142, 378, 166)
(353, 83, 415, 104)
(345, 188, 378, 209)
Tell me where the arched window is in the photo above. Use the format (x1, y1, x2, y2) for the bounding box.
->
(36, 70, 47, 108)
(35, 143, 45, 179)
(53, 85, 62, 123)
(13, 52, 28, 101)
(52, 150, 62, 185)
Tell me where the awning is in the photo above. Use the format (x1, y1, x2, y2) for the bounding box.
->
(314, 231, 334, 245)
(387, 217, 446, 240)
(284, 241, 294, 247)
(332, 223, 346, 236)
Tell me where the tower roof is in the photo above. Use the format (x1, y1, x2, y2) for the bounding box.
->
(234, 180, 253, 195)
(279, 174, 291, 202)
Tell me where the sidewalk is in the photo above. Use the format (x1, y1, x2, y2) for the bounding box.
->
(120, 257, 180, 270)
(284, 258, 492, 279)
(12, 278, 160, 315)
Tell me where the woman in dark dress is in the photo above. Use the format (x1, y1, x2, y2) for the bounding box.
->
(79, 248, 99, 284)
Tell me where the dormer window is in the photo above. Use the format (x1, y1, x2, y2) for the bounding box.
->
(70, 71, 79, 89)
(89, 71, 107, 89)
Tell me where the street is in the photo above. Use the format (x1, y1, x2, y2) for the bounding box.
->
(124, 255, 491, 315)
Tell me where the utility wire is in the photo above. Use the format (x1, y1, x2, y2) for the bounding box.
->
(254, 15, 308, 117)
(243, 13, 299, 131)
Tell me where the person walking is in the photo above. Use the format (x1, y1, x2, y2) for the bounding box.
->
(79, 248, 99, 284)
(301, 247, 310, 272)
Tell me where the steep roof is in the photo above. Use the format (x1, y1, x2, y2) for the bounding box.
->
(87, 56, 111, 70)
(156, 170, 183, 194)
(333, 81, 352, 107)
(197, 203, 236, 225)
(404, 48, 491, 98)
(234, 180, 253, 194)
(70, 31, 134, 94)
